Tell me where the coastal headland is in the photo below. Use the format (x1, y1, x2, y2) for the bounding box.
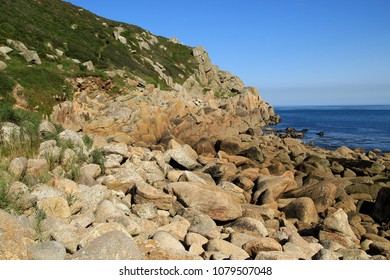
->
(1, 0, 389, 260)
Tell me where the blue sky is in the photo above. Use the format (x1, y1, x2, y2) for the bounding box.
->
(67, 0, 390, 106)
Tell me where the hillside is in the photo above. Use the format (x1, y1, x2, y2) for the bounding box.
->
(0, 0, 198, 113)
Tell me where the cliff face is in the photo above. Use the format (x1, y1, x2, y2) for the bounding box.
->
(50, 44, 279, 147)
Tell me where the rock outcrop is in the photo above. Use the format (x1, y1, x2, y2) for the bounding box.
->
(50, 44, 279, 148)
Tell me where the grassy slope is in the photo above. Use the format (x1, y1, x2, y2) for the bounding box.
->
(0, 0, 196, 114)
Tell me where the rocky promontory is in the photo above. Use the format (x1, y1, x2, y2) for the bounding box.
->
(50, 46, 279, 148)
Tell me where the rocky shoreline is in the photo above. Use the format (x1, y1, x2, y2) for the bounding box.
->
(1, 116, 389, 260)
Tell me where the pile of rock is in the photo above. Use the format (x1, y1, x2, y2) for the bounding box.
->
(1, 120, 389, 260)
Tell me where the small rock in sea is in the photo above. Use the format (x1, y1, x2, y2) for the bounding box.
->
(316, 131, 325, 137)
(286, 127, 296, 132)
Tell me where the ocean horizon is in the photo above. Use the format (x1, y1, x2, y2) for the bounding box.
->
(271, 104, 390, 152)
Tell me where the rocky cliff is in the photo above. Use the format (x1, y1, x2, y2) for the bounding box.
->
(50, 45, 279, 148)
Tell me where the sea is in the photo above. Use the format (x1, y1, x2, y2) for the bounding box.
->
(271, 105, 390, 153)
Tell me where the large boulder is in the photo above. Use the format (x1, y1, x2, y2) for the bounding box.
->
(282, 197, 319, 224)
(71, 231, 142, 260)
(101, 142, 129, 158)
(42, 217, 82, 253)
(229, 217, 268, 237)
(37, 197, 71, 220)
(322, 209, 358, 241)
(152, 231, 186, 251)
(38, 120, 57, 139)
(170, 182, 242, 221)
(8, 156, 28, 181)
(0, 122, 21, 145)
(167, 144, 201, 170)
(0, 210, 33, 259)
(252, 172, 297, 204)
(78, 184, 109, 214)
(20, 50, 42, 64)
(104, 167, 145, 193)
(157, 216, 191, 241)
(57, 129, 85, 148)
(27, 241, 66, 260)
(78, 222, 131, 248)
(284, 180, 337, 213)
(179, 208, 221, 239)
(242, 237, 283, 258)
(6, 39, 28, 51)
(134, 182, 175, 210)
(205, 239, 250, 260)
(140, 240, 201, 260)
(93, 200, 123, 224)
(372, 187, 390, 223)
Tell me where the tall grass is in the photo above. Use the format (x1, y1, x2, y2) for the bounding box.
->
(0, 105, 42, 158)
(0, 173, 24, 214)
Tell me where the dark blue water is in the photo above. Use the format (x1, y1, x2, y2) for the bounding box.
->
(272, 105, 390, 152)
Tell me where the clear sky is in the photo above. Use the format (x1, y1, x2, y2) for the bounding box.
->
(66, 0, 390, 106)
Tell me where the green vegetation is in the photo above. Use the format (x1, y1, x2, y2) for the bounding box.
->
(0, 104, 42, 158)
(0, 0, 198, 116)
(34, 208, 47, 242)
(0, 0, 202, 214)
(90, 148, 105, 175)
(0, 161, 24, 214)
(214, 89, 238, 99)
(0, 72, 16, 105)
(82, 134, 93, 150)
(0, 178, 23, 214)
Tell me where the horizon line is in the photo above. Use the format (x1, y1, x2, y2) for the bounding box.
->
(272, 104, 390, 107)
